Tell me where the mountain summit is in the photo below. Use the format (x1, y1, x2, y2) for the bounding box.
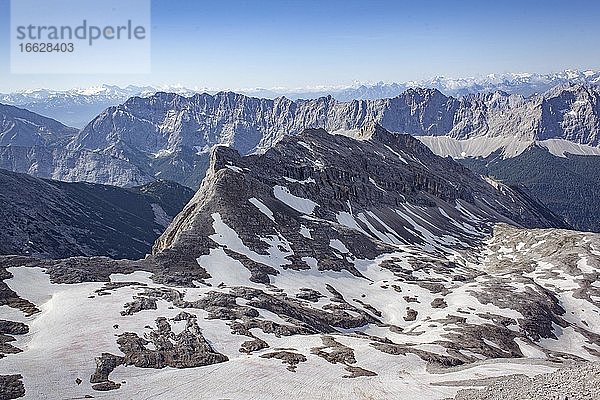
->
(155, 124, 566, 264)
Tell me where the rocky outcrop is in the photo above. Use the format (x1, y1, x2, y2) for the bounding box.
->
(260, 351, 307, 372)
(453, 362, 600, 400)
(117, 317, 228, 369)
(0, 374, 25, 399)
(311, 336, 377, 378)
(90, 353, 124, 391)
(154, 124, 566, 265)
(88, 316, 228, 392)
(0, 320, 28, 356)
(0, 266, 39, 316)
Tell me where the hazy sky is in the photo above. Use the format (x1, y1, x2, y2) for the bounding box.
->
(1, 0, 600, 91)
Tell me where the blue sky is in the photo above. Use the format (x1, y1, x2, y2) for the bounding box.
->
(1, 0, 600, 91)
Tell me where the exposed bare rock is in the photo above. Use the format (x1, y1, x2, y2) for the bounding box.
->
(172, 311, 196, 321)
(0, 374, 25, 399)
(404, 308, 418, 321)
(372, 342, 466, 367)
(431, 298, 448, 308)
(0, 321, 28, 336)
(343, 366, 378, 378)
(453, 362, 600, 400)
(234, 287, 376, 333)
(121, 296, 158, 316)
(311, 336, 377, 378)
(311, 336, 357, 365)
(295, 288, 325, 303)
(260, 351, 307, 372)
(231, 319, 311, 338)
(239, 338, 269, 354)
(0, 320, 28, 356)
(90, 353, 124, 384)
(92, 381, 121, 391)
(0, 266, 39, 316)
(117, 317, 228, 369)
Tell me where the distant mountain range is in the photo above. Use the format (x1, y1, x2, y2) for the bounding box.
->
(2, 81, 600, 231)
(0, 85, 200, 128)
(16, 82, 600, 184)
(1, 69, 599, 127)
(3, 82, 600, 185)
(246, 69, 600, 100)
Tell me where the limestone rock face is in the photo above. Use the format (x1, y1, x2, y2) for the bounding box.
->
(154, 124, 566, 259)
(0, 374, 25, 399)
(3, 84, 600, 188)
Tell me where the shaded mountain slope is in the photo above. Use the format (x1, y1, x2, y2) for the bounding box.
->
(460, 145, 600, 232)
(0, 169, 193, 259)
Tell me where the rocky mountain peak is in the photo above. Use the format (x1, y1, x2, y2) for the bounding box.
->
(354, 120, 386, 140)
(401, 87, 446, 101)
(153, 125, 566, 269)
(355, 122, 433, 156)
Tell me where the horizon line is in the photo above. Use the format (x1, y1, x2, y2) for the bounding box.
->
(2, 67, 599, 94)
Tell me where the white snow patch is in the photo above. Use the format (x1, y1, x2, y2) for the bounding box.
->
(329, 239, 350, 254)
(273, 185, 318, 214)
(283, 176, 316, 185)
(198, 247, 253, 287)
(208, 213, 292, 270)
(336, 212, 368, 236)
(538, 139, 600, 157)
(384, 144, 408, 164)
(151, 149, 174, 158)
(514, 338, 547, 359)
(418, 135, 532, 159)
(299, 225, 312, 239)
(225, 164, 244, 173)
(249, 197, 275, 222)
(302, 257, 318, 269)
(539, 323, 600, 360)
(577, 257, 595, 274)
(369, 177, 386, 191)
(297, 140, 312, 151)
